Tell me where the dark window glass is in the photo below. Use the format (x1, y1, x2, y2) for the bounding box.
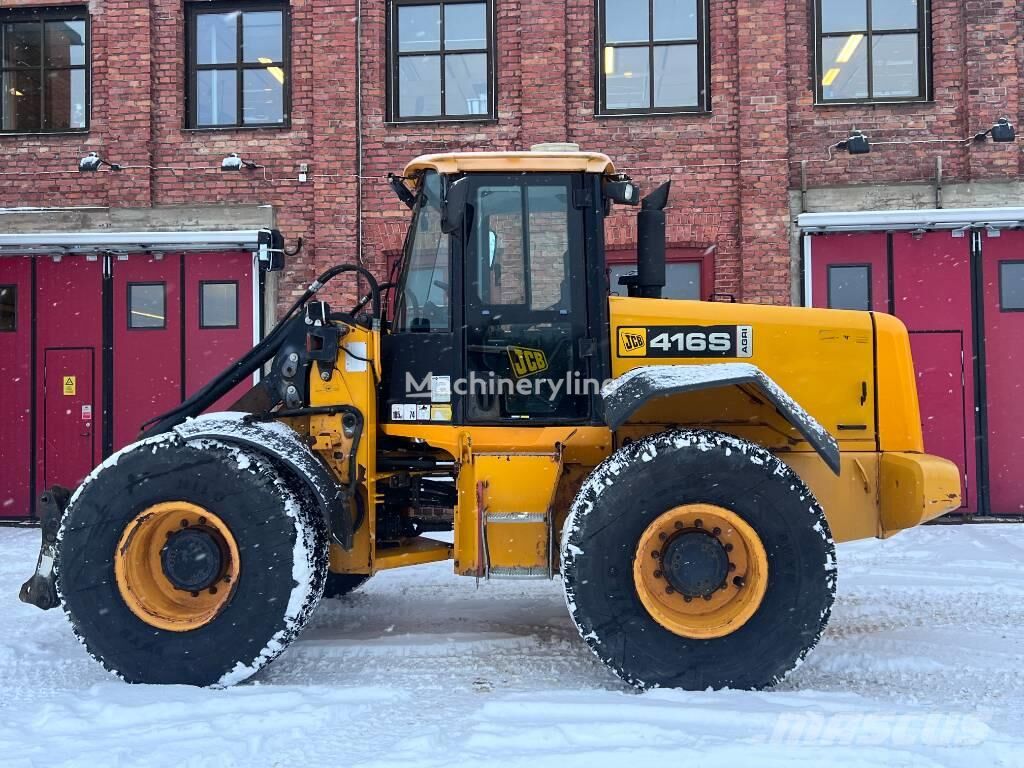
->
(1, 11, 88, 132)
(390, 0, 492, 121)
(599, 0, 707, 114)
(189, 4, 288, 128)
(999, 262, 1024, 311)
(200, 282, 239, 328)
(128, 284, 167, 329)
(0, 284, 16, 331)
(827, 265, 871, 311)
(395, 172, 451, 332)
(816, 0, 928, 103)
(609, 262, 701, 300)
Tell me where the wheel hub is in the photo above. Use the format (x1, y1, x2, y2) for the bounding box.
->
(633, 503, 769, 639)
(161, 528, 224, 592)
(661, 531, 729, 598)
(114, 502, 240, 632)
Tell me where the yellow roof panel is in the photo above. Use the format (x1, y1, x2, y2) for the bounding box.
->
(404, 151, 616, 177)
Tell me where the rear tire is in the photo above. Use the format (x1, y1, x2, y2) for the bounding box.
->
(324, 573, 371, 598)
(57, 434, 328, 686)
(561, 430, 836, 690)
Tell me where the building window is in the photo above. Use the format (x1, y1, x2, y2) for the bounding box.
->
(597, 0, 708, 115)
(0, 285, 16, 331)
(200, 281, 239, 328)
(388, 0, 494, 122)
(827, 265, 871, 310)
(187, 2, 288, 128)
(1, 8, 88, 133)
(815, 0, 929, 103)
(999, 262, 1024, 312)
(608, 248, 712, 300)
(128, 283, 167, 330)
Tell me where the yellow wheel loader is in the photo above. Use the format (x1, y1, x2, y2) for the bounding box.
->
(20, 145, 961, 689)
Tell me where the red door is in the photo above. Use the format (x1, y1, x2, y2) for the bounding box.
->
(42, 348, 95, 490)
(0, 258, 33, 518)
(35, 255, 104, 502)
(112, 254, 182, 449)
(890, 232, 976, 513)
(980, 230, 1024, 514)
(184, 252, 255, 409)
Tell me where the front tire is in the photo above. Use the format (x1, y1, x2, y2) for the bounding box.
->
(561, 430, 836, 690)
(57, 435, 328, 686)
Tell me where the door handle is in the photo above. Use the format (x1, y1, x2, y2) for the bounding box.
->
(860, 381, 868, 406)
(81, 421, 92, 437)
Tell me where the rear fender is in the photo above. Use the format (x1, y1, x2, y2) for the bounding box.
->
(601, 363, 841, 475)
(174, 412, 352, 548)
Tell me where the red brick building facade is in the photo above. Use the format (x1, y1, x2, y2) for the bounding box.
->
(1, 0, 1019, 306)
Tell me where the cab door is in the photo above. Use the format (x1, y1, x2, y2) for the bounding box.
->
(462, 174, 590, 423)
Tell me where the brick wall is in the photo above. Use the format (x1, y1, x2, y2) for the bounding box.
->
(2, 0, 1021, 310)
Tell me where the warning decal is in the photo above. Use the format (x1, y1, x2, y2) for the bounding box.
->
(63, 376, 76, 396)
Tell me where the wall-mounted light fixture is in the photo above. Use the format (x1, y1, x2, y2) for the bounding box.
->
(221, 152, 259, 171)
(78, 152, 123, 172)
(974, 117, 1016, 144)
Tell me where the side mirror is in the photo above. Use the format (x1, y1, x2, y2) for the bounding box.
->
(603, 178, 641, 206)
(388, 173, 417, 209)
(441, 177, 469, 234)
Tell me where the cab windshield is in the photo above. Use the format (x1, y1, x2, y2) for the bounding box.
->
(393, 171, 451, 332)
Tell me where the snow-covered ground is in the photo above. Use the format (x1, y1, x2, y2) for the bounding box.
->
(0, 524, 1021, 767)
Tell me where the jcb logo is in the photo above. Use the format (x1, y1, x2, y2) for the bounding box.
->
(618, 328, 647, 356)
(508, 346, 549, 378)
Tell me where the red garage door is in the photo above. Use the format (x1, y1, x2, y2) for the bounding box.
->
(810, 231, 976, 514)
(979, 230, 1024, 515)
(0, 250, 258, 520)
(810, 227, 1024, 516)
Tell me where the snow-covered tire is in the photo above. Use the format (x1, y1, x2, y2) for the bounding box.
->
(324, 573, 371, 598)
(56, 435, 328, 686)
(561, 430, 836, 690)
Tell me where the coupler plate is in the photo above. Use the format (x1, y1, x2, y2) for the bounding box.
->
(19, 486, 71, 610)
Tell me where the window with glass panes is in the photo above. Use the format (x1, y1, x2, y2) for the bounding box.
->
(597, 0, 708, 114)
(388, 0, 493, 121)
(816, 0, 929, 103)
(1, 8, 88, 133)
(187, 2, 288, 128)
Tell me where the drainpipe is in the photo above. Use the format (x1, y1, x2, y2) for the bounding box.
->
(355, 0, 364, 294)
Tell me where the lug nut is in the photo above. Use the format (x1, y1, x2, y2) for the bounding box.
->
(703, 594, 713, 601)
(674, 521, 684, 530)
(198, 516, 208, 525)
(694, 519, 703, 528)
(724, 543, 734, 552)
(683, 595, 692, 603)
(209, 586, 218, 595)
(658, 532, 668, 541)
(180, 519, 188, 528)
(733, 576, 745, 588)
(712, 527, 721, 536)
(223, 575, 232, 583)
(651, 551, 661, 560)
(653, 570, 663, 578)
(190, 591, 200, 598)
(665, 586, 675, 595)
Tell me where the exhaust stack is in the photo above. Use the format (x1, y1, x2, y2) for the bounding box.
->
(620, 181, 671, 299)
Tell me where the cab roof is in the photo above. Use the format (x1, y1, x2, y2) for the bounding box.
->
(404, 150, 616, 177)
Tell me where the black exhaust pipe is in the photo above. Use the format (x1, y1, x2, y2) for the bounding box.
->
(620, 181, 671, 299)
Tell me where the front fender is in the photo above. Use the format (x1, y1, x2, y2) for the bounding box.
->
(601, 363, 841, 475)
(174, 412, 352, 548)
